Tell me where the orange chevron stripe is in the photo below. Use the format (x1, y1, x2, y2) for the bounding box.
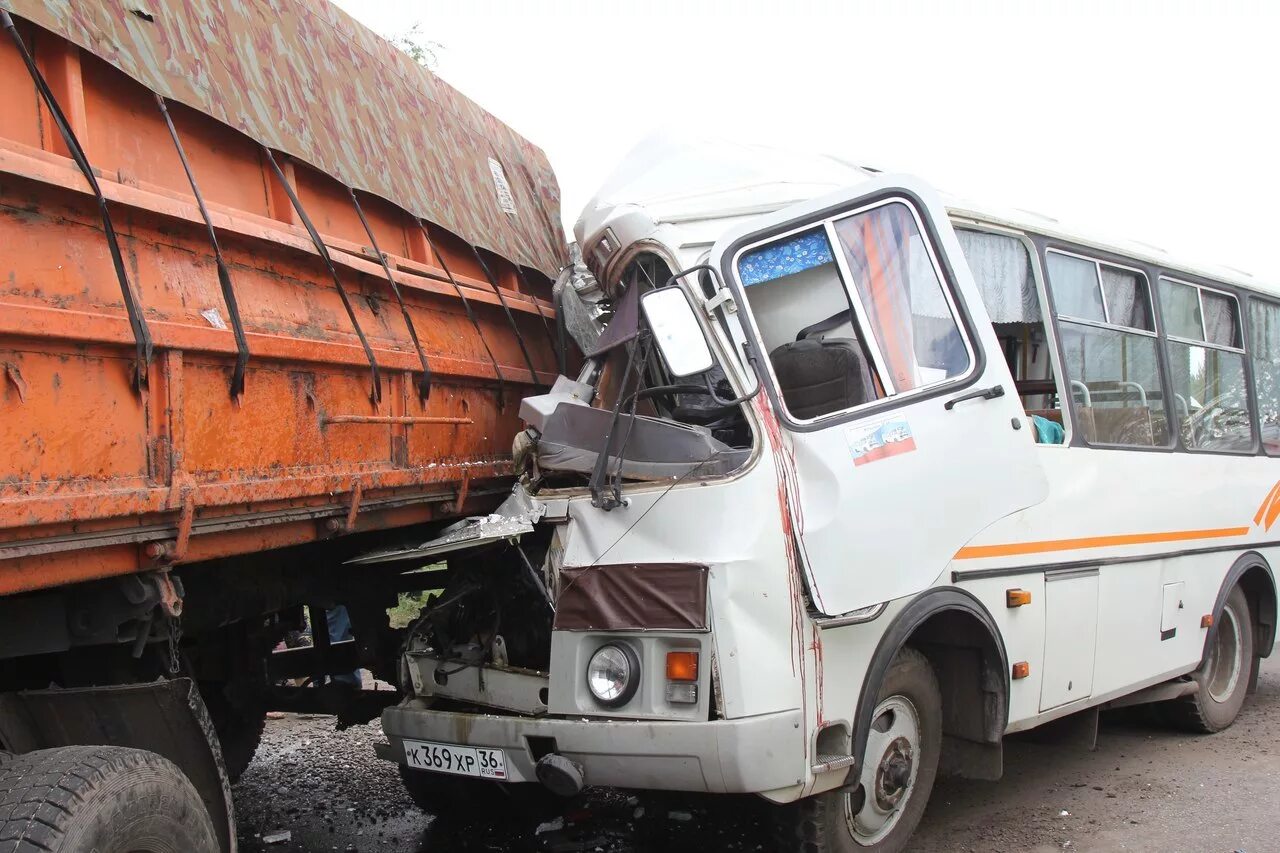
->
(1254, 480, 1280, 526)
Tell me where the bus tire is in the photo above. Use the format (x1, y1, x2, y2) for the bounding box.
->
(775, 646, 942, 853)
(1167, 584, 1254, 733)
(0, 745, 219, 853)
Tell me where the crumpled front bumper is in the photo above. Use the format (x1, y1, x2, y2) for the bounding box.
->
(379, 699, 805, 794)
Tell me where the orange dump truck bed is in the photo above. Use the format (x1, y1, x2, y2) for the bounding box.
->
(0, 1, 564, 596)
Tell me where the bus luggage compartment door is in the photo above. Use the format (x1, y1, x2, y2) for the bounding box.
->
(1040, 568, 1100, 711)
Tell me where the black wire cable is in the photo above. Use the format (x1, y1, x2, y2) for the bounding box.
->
(471, 247, 545, 391)
(348, 188, 432, 401)
(514, 265, 560, 370)
(2, 10, 153, 391)
(418, 223, 507, 410)
(261, 148, 381, 405)
(155, 95, 250, 399)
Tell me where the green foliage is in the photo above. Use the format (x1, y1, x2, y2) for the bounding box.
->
(387, 590, 436, 629)
(388, 23, 443, 70)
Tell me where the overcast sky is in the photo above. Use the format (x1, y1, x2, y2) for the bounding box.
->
(334, 0, 1280, 283)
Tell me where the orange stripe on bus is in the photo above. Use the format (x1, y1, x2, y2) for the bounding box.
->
(953, 527, 1251, 560)
(1254, 481, 1280, 526)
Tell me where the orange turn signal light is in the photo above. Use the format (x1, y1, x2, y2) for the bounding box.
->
(1006, 589, 1032, 608)
(1011, 661, 1030, 680)
(666, 651, 699, 682)
(1201, 614, 1214, 629)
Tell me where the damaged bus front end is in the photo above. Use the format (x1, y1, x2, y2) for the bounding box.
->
(366, 144, 828, 803)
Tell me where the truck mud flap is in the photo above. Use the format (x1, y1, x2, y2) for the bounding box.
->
(0, 678, 236, 853)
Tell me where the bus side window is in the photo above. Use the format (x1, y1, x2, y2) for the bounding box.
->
(955, 229, 1065, 444)
(1160, 279, 1254, 453)
(1046, 251, 1169, 448)
(1250, 298, 1280, 455)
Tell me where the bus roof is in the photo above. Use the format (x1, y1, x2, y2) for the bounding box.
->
(576, 134, 1278, 299)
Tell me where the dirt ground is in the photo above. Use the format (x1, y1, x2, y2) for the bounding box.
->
(234, 654, 1279, 852)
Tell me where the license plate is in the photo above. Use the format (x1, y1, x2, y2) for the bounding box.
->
(402, 738, 507, 779)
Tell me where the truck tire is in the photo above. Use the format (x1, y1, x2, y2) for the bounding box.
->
(774, 646, 942, 853)
(1165, 584, 1254, 733)
(0, 745, 219, 853)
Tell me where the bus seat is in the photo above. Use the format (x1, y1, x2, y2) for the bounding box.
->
(1076, 406, 1154, 446)
(769, 338, 875, 420)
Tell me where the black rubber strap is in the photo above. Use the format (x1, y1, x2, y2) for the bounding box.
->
(3, 10, 153, 391)
(155, 95, 249, 399)
(262, 148, 381, 405)
(417, 222, 506, 410)
(515, 266, 563, 375)
(554, 282, 571, 370)
(349, 188, 431, 401)
(471, 247, 544, 391)
(797, 308, 853, 342)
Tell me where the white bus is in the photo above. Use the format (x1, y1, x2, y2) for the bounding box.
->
(372, 140, 1279, 852)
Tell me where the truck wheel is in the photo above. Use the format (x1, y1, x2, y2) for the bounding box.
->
(0, 745, 219, 852)
(775, 646, 941, 853)
(399, 765, 559, 818)
(1166, 584, 1254, 733)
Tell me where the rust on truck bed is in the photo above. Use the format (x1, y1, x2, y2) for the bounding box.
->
(0, 5, 566, 595)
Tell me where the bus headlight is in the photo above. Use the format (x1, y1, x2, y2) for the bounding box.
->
(586, 643, 640, 707)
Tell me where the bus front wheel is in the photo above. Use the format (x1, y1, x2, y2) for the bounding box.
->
(1166, 584, 1254, 733)
(775, 646, 942, 853)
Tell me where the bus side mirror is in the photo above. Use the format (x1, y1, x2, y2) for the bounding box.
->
(640, 286, 715, 379)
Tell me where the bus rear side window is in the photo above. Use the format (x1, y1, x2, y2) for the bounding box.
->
(1251, 299, 1280, 455)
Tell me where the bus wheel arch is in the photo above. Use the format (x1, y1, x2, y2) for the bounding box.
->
(1223, 555, 1274, 681)
(854, 588, 1009, 783)
(1212, 553, 1276, 692)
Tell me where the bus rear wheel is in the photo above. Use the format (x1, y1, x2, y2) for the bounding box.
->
(775, 646, 941, 852)
(0, 745, 219, 852)
(1166, 584, 1254, 733)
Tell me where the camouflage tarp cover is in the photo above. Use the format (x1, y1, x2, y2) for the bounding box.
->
(2, 0, 566, 276)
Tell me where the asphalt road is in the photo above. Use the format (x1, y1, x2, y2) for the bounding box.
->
(234, 655, 1280, 852)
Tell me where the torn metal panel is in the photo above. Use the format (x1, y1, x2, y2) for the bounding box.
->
(530, 401, 748, 481)
(555, 244, 607, 356)
(2, 0, 565, 275)
(345, 485, 546, 565)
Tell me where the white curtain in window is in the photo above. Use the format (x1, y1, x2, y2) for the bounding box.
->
(1201, 291, 1238, 348)
(956, 230, 1038, 323)
(1100, 267, 1147, 329)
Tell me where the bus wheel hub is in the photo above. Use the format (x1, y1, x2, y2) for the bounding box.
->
(874, 737, 913, 809)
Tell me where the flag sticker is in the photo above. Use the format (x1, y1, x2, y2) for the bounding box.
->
(847, 418, 917, 467)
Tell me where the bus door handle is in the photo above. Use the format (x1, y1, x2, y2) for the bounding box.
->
(944, 384, 1005, 411)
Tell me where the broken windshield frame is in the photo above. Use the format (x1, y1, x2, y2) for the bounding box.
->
(583, 264, 762, 510)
